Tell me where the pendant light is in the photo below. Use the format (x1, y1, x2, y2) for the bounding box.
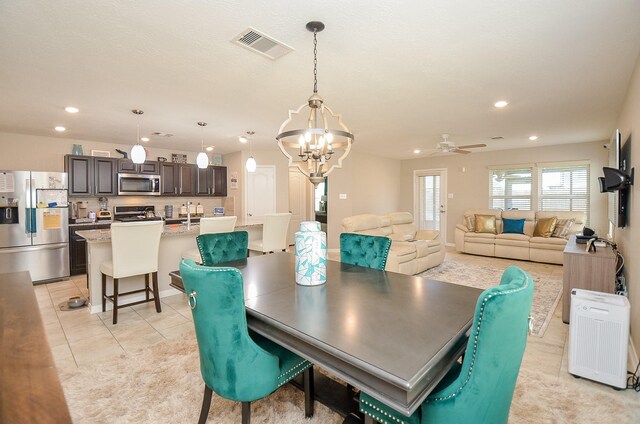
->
(196, 122, 208, 169)
(245, 131, 256, 173)
(276, 21, 354, 186)
(130, 109, 146, 164)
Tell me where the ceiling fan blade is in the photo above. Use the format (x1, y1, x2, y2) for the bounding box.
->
(453, 149, 472, 154)
(456, 143, 487, 149)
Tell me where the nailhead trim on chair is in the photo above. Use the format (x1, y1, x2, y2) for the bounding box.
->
(425, 273, 533, 403)
(360, 399, 411, 424)
(276, 360, 311, 387)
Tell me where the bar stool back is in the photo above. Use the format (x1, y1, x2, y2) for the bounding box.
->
(248, 213, 291, 254)
(182, 216, 237, 263)
(100, 220, 164, 324)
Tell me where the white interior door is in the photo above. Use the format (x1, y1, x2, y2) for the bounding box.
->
(246, 166, 276, 224)
(288, 169, 308, 245)
(414, 169, 447, 244)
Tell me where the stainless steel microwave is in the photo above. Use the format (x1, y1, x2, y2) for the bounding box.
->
(118, 173, 161, 196)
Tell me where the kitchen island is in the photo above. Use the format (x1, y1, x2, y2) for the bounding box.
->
(76, 220, 262, 314)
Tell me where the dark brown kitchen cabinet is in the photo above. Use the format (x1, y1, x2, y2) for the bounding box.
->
(65, 155, 117, 196)
(118, 159, 159, 175)
(69, 223, 110, 275)
(196, 166, 227, 196)
(161, 163, 196, 196)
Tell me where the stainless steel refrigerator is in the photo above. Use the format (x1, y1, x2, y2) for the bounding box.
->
(0, 171, 69, 283)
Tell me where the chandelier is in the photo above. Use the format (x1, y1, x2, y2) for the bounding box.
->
(276, 21, 354, 186)
(130, 109, 146, 164)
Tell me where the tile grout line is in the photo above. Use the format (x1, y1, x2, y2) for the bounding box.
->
(46, 281, 79, 369)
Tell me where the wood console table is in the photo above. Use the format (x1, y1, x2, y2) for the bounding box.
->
(0, 272, 72, 423)
(562, 235, 617, 323)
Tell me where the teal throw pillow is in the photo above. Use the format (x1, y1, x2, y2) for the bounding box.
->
(503, 218, 525, 234)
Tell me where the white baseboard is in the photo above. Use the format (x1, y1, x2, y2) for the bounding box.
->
(88, 287, 183, 314)
(630, 336, 639, 372)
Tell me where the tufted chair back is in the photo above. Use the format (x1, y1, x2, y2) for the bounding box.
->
(179, 259, 281, 401)
(420, 265, 534, 423)
(339, 233, 392, 270)
(197, 231, 248, 266)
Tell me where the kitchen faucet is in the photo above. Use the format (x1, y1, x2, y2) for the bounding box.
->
(185, 200, 192, 229)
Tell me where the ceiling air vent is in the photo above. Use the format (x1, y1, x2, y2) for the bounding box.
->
(233, 27, 294, 60)
(491, 136, 504, 140)
(152, 132, 174, 138)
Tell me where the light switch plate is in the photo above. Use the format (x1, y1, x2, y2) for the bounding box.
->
(339, 193, 347, 200)
(448, 193, 454, 199)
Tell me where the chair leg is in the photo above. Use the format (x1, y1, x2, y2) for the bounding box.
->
(112, 278, 119, 325)
(304, 366, 315, 418)
(145, 273, 150, 301)
(101, 273, 106, 312)
(241, 401, 251, 424)
(152, 271, 162, 313)
(198, 386, 213, 424)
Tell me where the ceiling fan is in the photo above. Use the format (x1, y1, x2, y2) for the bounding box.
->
(429, 134, 487, 155)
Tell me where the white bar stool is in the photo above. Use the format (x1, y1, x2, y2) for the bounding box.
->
(100, 220, 164, 324)
(181, 216, 237, 263)
(248, 213, 291, 255)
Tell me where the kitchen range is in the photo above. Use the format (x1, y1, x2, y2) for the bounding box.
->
(0, 170, 69, 283)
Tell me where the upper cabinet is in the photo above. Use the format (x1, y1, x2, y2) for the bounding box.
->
(66, 155, 225, 197)
(117, 160, 159, 175)
(196, 166, 227, 196)
(66, 155, 117, 196)
(160, 163, 197, 196)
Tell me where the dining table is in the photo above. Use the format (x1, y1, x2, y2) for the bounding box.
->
(170, 252, 482, 421)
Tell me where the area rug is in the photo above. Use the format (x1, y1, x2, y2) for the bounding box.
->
(419, 259, 562, 337)
(59, 335, 639, 423)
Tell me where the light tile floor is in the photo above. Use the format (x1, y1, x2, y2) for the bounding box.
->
(36, 248, 638, 408)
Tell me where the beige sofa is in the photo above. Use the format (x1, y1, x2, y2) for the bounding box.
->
(454, 209, 586, 264)
(342, 212, 445, 275)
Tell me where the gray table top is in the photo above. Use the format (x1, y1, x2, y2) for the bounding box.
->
(191, 252, 482, 415)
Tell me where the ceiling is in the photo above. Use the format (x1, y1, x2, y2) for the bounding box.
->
(1, 1, 640, 159)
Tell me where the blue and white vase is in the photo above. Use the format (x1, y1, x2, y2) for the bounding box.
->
(294, 221, 327, 286)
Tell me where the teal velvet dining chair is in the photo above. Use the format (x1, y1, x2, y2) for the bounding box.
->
(180, 259, 314, 424)
(340, 233, 392, 270)
(359, 266, 534, 424)
(196, 230, 248, 266)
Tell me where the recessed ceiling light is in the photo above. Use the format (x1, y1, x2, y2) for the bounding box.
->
(54, 126, 66, 132)
(140, 137, 150, 142)
(65, 106, 79, 113)
(494, 100, 509, 108)
(206, 146, 214, 152)
(529, 135, 539, 141)
(239, 136, 248, 143)
(413, 149, 420, 154)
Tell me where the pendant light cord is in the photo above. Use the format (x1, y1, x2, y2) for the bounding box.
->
(313, 30, 318, 94)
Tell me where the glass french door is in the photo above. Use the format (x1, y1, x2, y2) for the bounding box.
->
(414, 169, 447, 243)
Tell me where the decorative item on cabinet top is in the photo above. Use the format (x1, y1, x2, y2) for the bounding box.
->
(91, 150, 110, 157)
(171, 154, 187, 163)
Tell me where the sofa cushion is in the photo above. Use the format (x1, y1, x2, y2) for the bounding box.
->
(533, 217, 557, 237)
(536, 211, 586, 234)
(389, 242, 417, 262)
(502, 218, 525, 234)
(529, 236, 567, 251)
(495, 233, 530, 248)
(465, 232, 496, 244)
(475, 214, 497, 234)
(552, 218, 575, 239)
(386, 212, 413, 225)
(342, 214, 380, 232)
(392, 223, 418, 239)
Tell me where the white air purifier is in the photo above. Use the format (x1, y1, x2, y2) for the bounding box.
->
(568, 289, 630, 389)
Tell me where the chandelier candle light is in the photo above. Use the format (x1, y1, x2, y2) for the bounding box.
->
(196, 122, 208, 169)
(294, 220, 327, 286)
(276, 21, 354, 186)
(130, 109, 146, 164)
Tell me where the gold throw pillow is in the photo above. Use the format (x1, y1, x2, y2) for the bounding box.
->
(474, 214, 497, 234)
(534, 217, 557, 238)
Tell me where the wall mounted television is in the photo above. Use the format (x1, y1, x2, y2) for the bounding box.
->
(602, 129, 631, 229)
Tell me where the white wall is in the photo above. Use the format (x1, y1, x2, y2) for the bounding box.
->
(399, 141, 609, 244)
(615, 53, 640, 356)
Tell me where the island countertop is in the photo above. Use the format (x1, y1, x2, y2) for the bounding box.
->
(76, 220, 261, 243)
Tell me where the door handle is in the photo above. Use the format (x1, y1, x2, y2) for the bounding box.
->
(439, 205, 445, 213)
(248, 213, 253, 217)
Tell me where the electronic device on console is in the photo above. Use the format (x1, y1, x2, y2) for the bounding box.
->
(575, 226, 596, 244)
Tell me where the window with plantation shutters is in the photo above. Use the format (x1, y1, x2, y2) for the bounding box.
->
(488, 167, 532, 210)
(538, 164, 589, 220)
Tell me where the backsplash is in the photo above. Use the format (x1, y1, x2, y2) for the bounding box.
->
(70, 195, 236, 218)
